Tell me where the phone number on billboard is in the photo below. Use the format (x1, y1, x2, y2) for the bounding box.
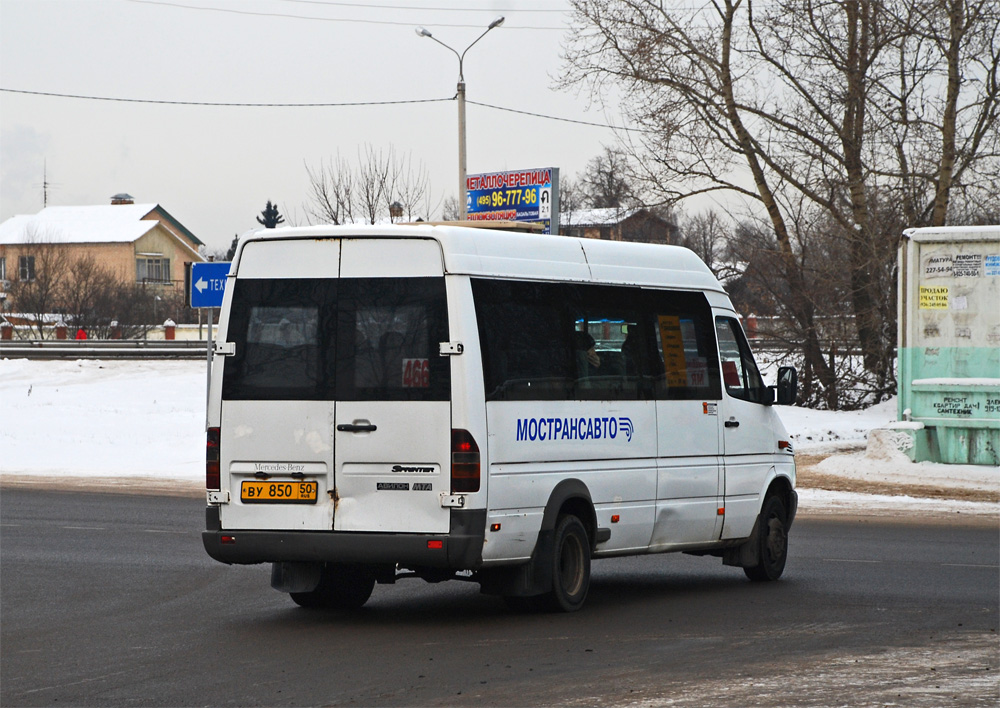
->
(475, 188, 538, 209)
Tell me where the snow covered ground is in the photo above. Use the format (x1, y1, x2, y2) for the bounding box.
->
(1, 358, 997, 517)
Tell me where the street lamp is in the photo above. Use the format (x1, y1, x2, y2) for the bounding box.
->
(416, 16, 504, 220)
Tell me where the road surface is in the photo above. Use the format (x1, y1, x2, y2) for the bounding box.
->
(1, 488, 997, 706)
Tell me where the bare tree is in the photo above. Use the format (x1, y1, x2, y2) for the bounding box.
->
(356, 144, 390, 225)
(58, 255, 159, 338)
(678, 210, 728, 275)
(563, 0, 999, 407)
(440, 195, 462, 221)
(306, 144, 433, 225)
(305, 154, 356, 225)
(580, 146, 640, 208)
(392, 151, 433, 221)
(6, 229, 71, 338)
(558, 176, 584, 217)
(61, 255, 113, 330)
(87, 281, 158, 339)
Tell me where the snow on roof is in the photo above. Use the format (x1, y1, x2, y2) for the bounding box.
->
(903, 225, 1000, 242)
(560, 207, 642, 226)
(0, 204, 160, 245)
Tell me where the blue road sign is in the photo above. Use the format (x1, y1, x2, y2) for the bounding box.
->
(190, 261, 230, 308)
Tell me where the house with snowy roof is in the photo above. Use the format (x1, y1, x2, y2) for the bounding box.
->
(560, 207, 678, 245)
(0, 195, 205, 302)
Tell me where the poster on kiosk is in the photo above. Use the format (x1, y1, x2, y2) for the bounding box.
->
(466, 167, 560, 234)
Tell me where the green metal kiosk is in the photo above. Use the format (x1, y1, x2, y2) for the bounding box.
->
(897, 226, 1000, 466)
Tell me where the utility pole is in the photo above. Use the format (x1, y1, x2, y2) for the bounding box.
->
(416, 17, 504, 220)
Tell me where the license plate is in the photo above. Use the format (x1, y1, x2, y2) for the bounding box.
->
(241, 480, 318, 504)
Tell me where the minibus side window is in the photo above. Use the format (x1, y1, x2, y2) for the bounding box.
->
(571, 282, 652, 399)
(472, 279, 721, 402)
(715, 317, 767, 404)
(573, 311, 646, 400)
(647, 291, 722, 401)
(473, 280, 578, 400)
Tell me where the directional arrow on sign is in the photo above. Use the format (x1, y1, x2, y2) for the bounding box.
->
(189, 262, 230, 309)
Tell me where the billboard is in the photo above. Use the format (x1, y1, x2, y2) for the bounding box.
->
(466, 167, 560, 234)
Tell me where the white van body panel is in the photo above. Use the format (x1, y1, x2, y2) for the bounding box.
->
(720, 401, 793, 539)
(340, 238, 445, 278)
(236, 238, 341, 279)
(443, 275, 489, 512)
(482, 399, 658, 561)
(651, 398, 723, 550)
(333, 400, 451, 533)
(220, 399, 334, 531)
(485, 458, 659, 561)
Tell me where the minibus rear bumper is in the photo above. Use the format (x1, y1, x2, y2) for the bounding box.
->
(203, 508, 485, 570)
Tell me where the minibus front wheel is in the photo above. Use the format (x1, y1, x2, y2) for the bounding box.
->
(743, 495, 788, 582)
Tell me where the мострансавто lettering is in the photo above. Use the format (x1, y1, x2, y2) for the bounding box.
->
(516, 416, 633, 442)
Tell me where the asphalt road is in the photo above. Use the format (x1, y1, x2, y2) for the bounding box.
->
(1, 488, 997, 707)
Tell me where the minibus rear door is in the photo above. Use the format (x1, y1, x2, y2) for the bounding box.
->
(332, 239, 452, 534)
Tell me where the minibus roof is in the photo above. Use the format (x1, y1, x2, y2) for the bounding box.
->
(239, 223, 726, 294)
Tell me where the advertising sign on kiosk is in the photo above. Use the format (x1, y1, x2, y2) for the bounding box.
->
(466, 167, 560, 234)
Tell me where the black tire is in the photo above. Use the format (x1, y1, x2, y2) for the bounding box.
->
(744, 495, 788, 582)
(290, 563, 376, 609)
(541, 514, 591, 612)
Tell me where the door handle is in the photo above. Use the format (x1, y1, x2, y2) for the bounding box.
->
(337, 423, 377, 433)
(725, 420, 740, 428)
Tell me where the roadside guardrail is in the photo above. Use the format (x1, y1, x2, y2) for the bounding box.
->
(0, 339, 209, 360)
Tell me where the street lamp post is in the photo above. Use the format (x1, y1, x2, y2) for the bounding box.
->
(416, 17, 504, 220)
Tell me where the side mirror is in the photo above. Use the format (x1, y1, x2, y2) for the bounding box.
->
(774, 366, 798, 405)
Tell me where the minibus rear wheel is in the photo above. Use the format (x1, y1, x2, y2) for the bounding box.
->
(544, 514, 591, 612)
(744, 496, 788, 582)
(290, 563, 376, 609)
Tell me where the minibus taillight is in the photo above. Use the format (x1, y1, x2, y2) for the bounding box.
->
(451, 429, 480, 493)
(206, 427, 221, 491)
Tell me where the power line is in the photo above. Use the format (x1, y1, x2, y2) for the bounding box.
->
(279, 0, 569, 13)
(1, 87, 638, 132)
(125, 0, 566, 30)
(466, 99, 649, 133)
(0, 88, 454, 108)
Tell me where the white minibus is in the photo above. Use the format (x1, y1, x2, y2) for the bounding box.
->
(203, 224, 798, 612)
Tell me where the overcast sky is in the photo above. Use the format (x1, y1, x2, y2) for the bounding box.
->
(1, 0, 626, 252)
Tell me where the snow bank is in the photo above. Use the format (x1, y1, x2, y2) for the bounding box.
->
(816, 439, 999, 493)
(0, 358, 203, 480)
(775, 398, 898, 453)
(798, 488, 998, 517)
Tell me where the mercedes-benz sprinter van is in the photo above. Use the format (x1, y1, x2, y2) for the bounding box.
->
(203, 224, 798, 612)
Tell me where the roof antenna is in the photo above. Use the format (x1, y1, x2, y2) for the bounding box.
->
(42, 159, 49, 208)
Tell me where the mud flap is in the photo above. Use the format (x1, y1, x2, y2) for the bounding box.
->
(271, 561, 322, 593)
(722, 516, 761, 568)
(479, 528, 555, 597)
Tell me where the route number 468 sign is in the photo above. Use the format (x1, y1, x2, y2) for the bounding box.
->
(402, 358, 430, 388)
